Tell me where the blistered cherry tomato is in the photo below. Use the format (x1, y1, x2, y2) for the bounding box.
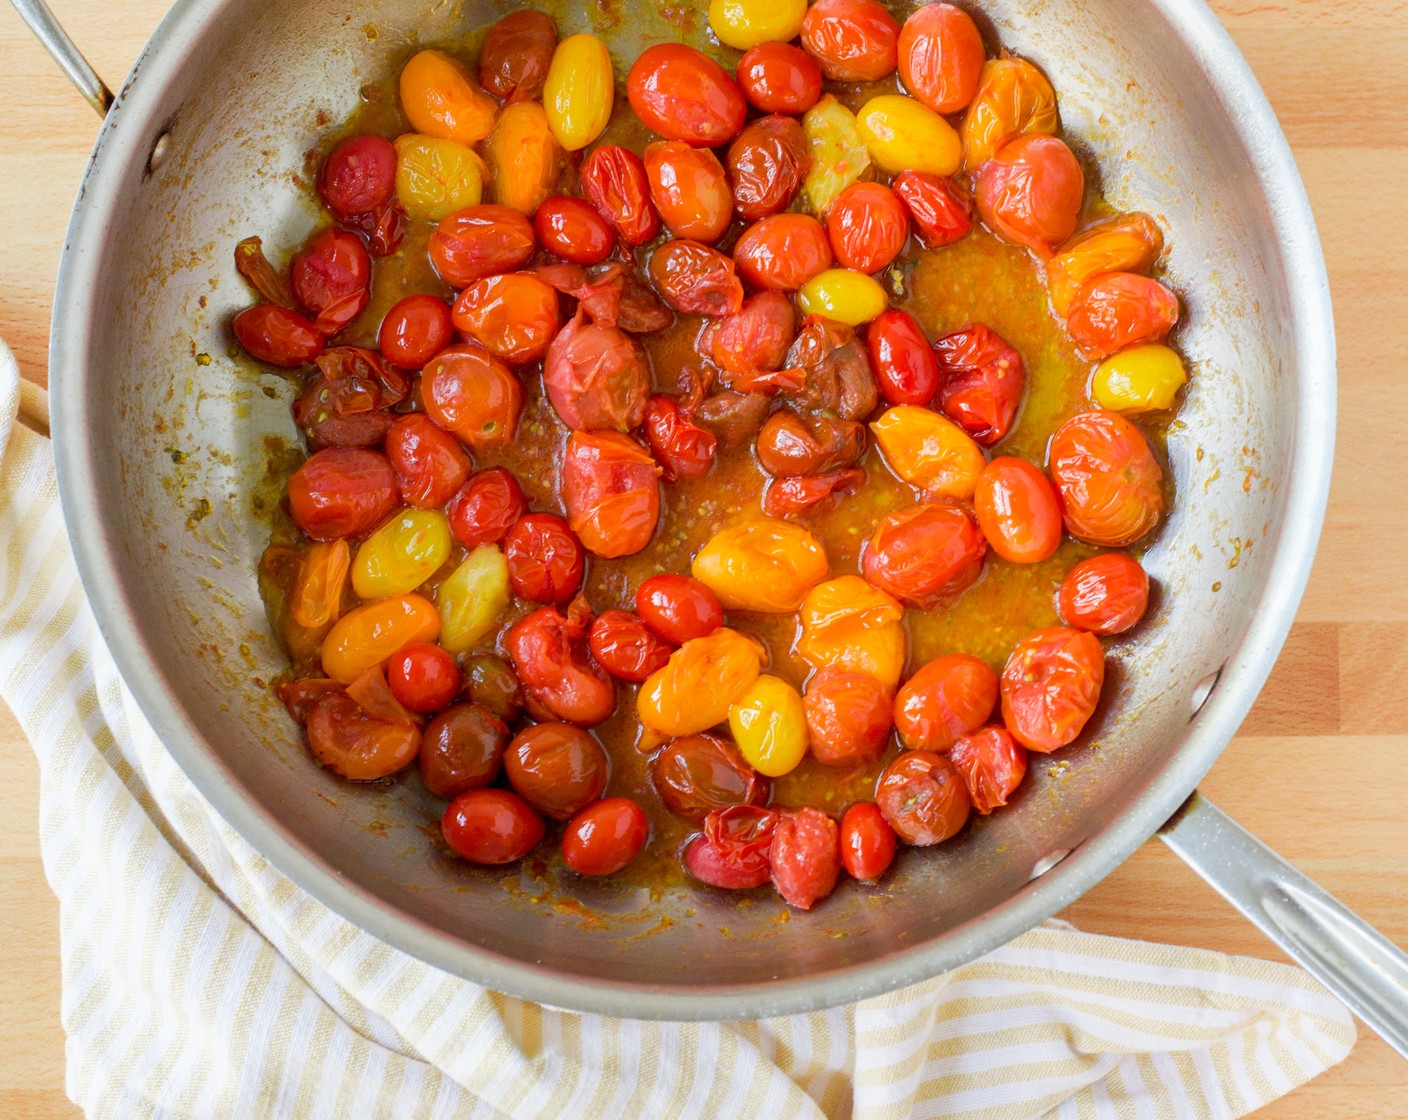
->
(419, 703, 509, 799)
(840, 802, 897, 881)
(709, 0, 807, 49)
(542, 309, 652, 432)
(451, 274, 560, 365)
(711, 291, 796, 379)
(800, 0, 900, 82)
(933, 323, 1025, 446)
(1065, 273, 1180, 360)
(893, 653, 997, 752)
(503, 514, 586, 604)
(756, 411, 865, 477)
(827, 182, 908, 275)
(478, 9, 556, 101)
(563, 798, 650, 876)
(784, 315, 881, 417)
(305, 690, 421, 781)
(505, 722, 609, 820)
(684, 805, 778, 888)
(770, 807, 840, 909)
(462, 652, 523, 724)
(386, 642, 459, 713)
(863, 501, 987, 609)
(445, 468, 527, 550)
(727, 116, 810, 222)
(893, 170, 973, 248)
(1000, 626, 1104, 752)
(636, 574, 724, 645)
(289, 542, 350, 631)
(960, 55, 1059, 170)
(442, 789, 545, 864)
(400, 50, 497, 147)
(485, 101, 561, 216)
(1048, 410, 1165, 547)
(876, 750, 971, 845)
(287, 447, 398, 542)
(1047, 212, 1165, 317)
(975, 135, 1085, 254)
(290, 346, 409, 451)
(1058, 553, 1150, 635)
(627, 44, 747, 147)
(428, 205, 536, 287)
(867, 309, 939, 405)
(639, 629, 766, 735)
(563, 431, 661, 558)
(421, 345, 522, 451)
(504, 603, 615, 726)
(581, 145, 660, 246)
(733, 214, 833, 292)
(736, 42, 823, 115)
(320, 134, 398, 218)
(762, 470, 866, 519)
(384, 414, 471, 510)
(589, 611, 674, 684)
(234, 305, 325, 367)
(692, 520, 828, 613)
(973, 457, 1062, 564)
(378, 295, 453, 369)
(804, 667, 894, 767)
(320, 594, 442, 683)
(652, 734, 769, 821)
(543, 33, 615, 151)
(796, 575, 906, 686)
(949, 725, 1026, 814)
(871, 405, 985, 498)
(534, 196, 614, 265)
(898, 3, 986, 114)
(649, 240, 744, 317)
(642, 396, 718, 481)
(644, 141, 732, 244)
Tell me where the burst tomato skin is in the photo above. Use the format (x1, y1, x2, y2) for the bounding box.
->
(581, 145, 661, 246)
(502, 514, 586, 605)
(894, 653, 998, 752)
(683, 804, 779, 888)
(973, 457, 1063, 564)
(875, 749, 971, 845)
(627, 44, 748, 148)
(1057, 553, 1150, 635)
(421, 344, 523, 451)
(503, 604, 615, 726)
(378, 295, 454, 369)
(543, 309, 653, 433)
(800, 0, 901, 82)
(974, 135, 1085, 255)
(933, 323, 1025, 446)
(288, 448, 399, 542)
(384, 414, 472, 510)
(563, 798, 650, 876)
(442, 789, 545, 864)
(733, 214, 833, 291)
(949, 725, 1027, 814)
(302, 689, 422, 781)
(862, 502, 987, 610)
(428, 205, 536, 287)
(479, 9, 556, 101)
(445, 468, 528, 550)
(999, 626, 1105, 752)
(1064, 272, 1180, 360)
(636, 575, 725, 645)
(893, 171, 973, 248)
(770, 807, 841, 909)
(234, 305, 326, 367)
(648, 240, 745, 317)
(736, 43, 823, 115)
(867, 309, 939, 406)
(840, 802, 898, 881)
(803, 667, 894, 767)
(290, 228, 371, 334)
(589, 611, 674, 683)
(1048, 410, 1165, 548)
(642, 396, 718, 482)
(646, 140, 733, 243)
(727, 116, 811, 222)
(534, 196, 615, 265)
(762, 469, 866, 519)
(827, 183, 908, 274)
(711, 291, 797, 378)
(562, 431, 662, 559)
(451, 274, 560, 366)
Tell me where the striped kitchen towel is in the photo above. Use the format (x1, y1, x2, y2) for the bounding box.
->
(0, 342, 1355, 1119)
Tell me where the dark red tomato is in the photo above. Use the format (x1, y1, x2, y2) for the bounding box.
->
(644, 141, 732, 244)
(542, 308, 652, 432)
(840, 802, 898, 881)
(504, 604, 615, 726)
(504, 722, 610, 820)
(711, 291, 796, 378)
(287, 447, 399, 542)
(803, 667, 894, 767)
(451, 274, 560, 365)
(1048, 410, 1165, 547)
(1064, 273, 1180, 360)
(863, 501, 987, 609)
(534, 196, 615, 265)
(949, 725, 1026, 814)
(320, 134, 397, 218)
(478, 9, 556, 101)
(636, 574, 724, 644)
(875, 750, 971, 845)
(933, 323, 1025, 446)
(290, 346, 411, 452)
(233, 304, 325, 367)
(733, 214, 833, 292)
(897, 3, 986, 114)
(503, 514, 586, 604)
(421, 344, 523, 451)
(290, 228, 371, 335)
(642, 396, 718, 482)
(419, 703, 510, 799)
(648, 240, 744, 317)
(867, 309, 939, 406)
(384, 414, 472, 510)
(785, 313, 876, 420)
(652, 734, 769, 821)
(827, 183, 908, 274)
(1057, 553, 1150, 635)
(770, 807, 841, 910)
(589, 610, 673, 683)
(762, 469, 866, 519)
(800, 0, 901, 82)
(973, 457, 1062, 564)
(892, 170, 973, 249)
(893, 653, 997, 752)
(562, 431, 661, 559)
(755, 411, 865, 477)
(304, 690, 421, 781)
(445, 467, 527, 549)
(461, 652, 523, 724)
(684, 805, 778, 889)
(427, 205, 536, 288)
(340, 199, 406, 259)
(736, 43, 823, 115)
(726, 116, 810, 222)
(581, 146, 660, 247)
(386, 642, 460, 713)
(1000, 626, 1105, 752)
(442, 788, 545, 864)
(695, 389, 771, 448)
(975, 135, 1085, 255)
(626, 44, 747, 147)
(378, 295, 453, 369)
(563, 798, 650, 876)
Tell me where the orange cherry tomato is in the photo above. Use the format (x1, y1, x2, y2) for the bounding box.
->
(795, 575, 906, 686)
(562, 431, 662, 558)
(478, 9, 556, 102)
(486, 101, 562, 216)
(1064, 272, 1180, 360)
(421, 344, 523, 450)
(804, 667, 894, 767)
(933, 323, 1025, 446)
(378, 295, 453, 369)
(973, 457, 1062, 564)
(638, 629, 767, 737)
(505, 722, 610, 820)
(769, 807, 841, 910)
(800, 0, 901, 82)
(870, 406, 986, 499)
(949, 725, 1026, 814)
(840, 802, 897, 881)
(542, 309, 652, 432)
(562, 798, 650, 876)
(1046, 212, 1164, 317)
(321, 594, 442, 683)
(504, 603, 615, 726)
(534, 196, 615, 265)
(692, 520, 829, 613)
(384, 413, 472, 510)
(1000, 626, 1104, 752)
(644, 141, 733, 243)
(898, 3, 986, 114)
(960, 55, 1058, 171)
(442, 788, 545, 864)
(875, 750, 970, 845)
(862, 501, 987, 609)
(893, 170, 973, 249)
(503, 514, 585, 605)
(305, 689, 422, 781)
(428, 205, 536, 287)
(581, 145, 660, 247)
(648, 240, 744, 317)
(975, 134, 1085, 255)
(451, 274, 560, 365)
(733, 214, 833, 291)
(826, 182, 908, 274)
(867, 309, 939, 406)
(1048, 410, 1165, 547)
(287, 447, 399, 542)
(627, 44, 748, 147)
(736, 42, 823, 115)
(400, 50, 498, 146)
(290, 541, 350, 630)
(589, 610, 674, 683)
(1057, 553, 1150, 635)
(893, 653, 997, 752)
(636, 574, 725, 645)
(727, 116, 811, 222)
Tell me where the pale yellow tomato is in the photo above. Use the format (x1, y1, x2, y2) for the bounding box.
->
(728, 674, 809, 777)
(801, 95, 871, 216)
(543, 34, 615, 151)
(798, 268, 889, 326)
(709, 0, 808, 50)
(352, 510, 452, 600)
(691, 520, 828, 612)
(1091, 344, 1187, 413)
(394, 134, 484, 223)
(436, 546, 511, 654)
(856, 95, 961, 176)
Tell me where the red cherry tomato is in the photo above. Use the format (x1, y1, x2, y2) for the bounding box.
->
(233, 304, 326, 367)
(626, 44, 747, 147)
(948, 725, 1027, 814)
(384, 414, 472, 509)
(863, 501, 987, 609)
(504, 722, 610, 820)
(867, 309, 939, 406)
(684, 805, 778, 888)
(503, 514, 586, 604)
(442, 788, 545, 864)
(875, 750, 971, 845)
(589, 610, 673, 683)
(320, 134, 397, 218)
(428, 205, 536, 288)
(761, 469, 866, 519)
(504, 604, 615, 726)
(803, 667, 894, 767)
(563, 798, 650, 876)
(893, 170, 973, 248)
(893, 653, 997, 752)
(562, 431, 661, 559)
(1064, 273, 1180, 360)
(421, 344, 523, 451)
(304, 689, 421, 780)
(478, 9, 556, 101)
(975, 135, 1085, 255)
(1057, 553, 1150, 635)
(801, 0, 900, 82)
(755, 410, 865, 477)
(648, 240, 744, 317)
(726, 116, 810, 223)
(933, 323, 1025, 446)
(386, 642, 460, 713)
(736, 43, 823, 115)
(378, 295, 453, 369)
(770, 807, 841, 910)
(840, 802, 898, 881)
(642, 395, 718, 482)
(1048, 411, 1165, 547)
(542, 309, 653, 432)
(287, 447, 399, 542)
(644, 141, 733, 244)
(419, 704, 509, 799)
(653, 734, 770, 821)
(1000, 627, 1104, 753)
(711, 291, 797, 379)
(897, 3, 986, 114)
(534, 196, 615, 265)
(973, 457, 1062, 563)
(290, 228, 371, 335)
(451, 273, 560, 365)
(827, 182, 908, 275)
(445, 467, 527, 549)
(581, 145, 660, 247)
(636, 574, 724, 644)
(733, 214, 833, 292)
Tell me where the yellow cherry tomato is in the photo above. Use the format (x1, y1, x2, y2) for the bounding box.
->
(639, 628, 766, 736)
(798, 269, 888, 327)
(1091, 344, 1187, 413)
(795, 576, 907, 687)
(394, 134, 484, 223)
(856, 95, 962, 176)
(691, 520, 828, 612)
(709, 0, 808, 50)
(321, 594, 441, 683)
(543, 34, 615, 152)
(728, 674, 808, 777)
(960, 56, 1059, 171)
(871, 405, 987, 500)
(802, 95, 871, 216)
(437, 545, 511, 653)
(291, 540, 349, 630)
(487, 101, 562, 216)
(352, 510, 452, 600)
(399, 49, 498, 146)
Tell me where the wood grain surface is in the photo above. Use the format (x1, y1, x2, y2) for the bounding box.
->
(1, 1, 1405, 1116)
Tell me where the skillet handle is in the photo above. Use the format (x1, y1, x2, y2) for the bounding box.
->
(10, 0, 113, 117)
(1160, 790, 1408, 1059)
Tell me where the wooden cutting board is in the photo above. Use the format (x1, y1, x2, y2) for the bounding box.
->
(1, 1, 1404, 1115)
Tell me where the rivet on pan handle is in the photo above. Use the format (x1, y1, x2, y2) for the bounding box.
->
(10, 0, 114, 117)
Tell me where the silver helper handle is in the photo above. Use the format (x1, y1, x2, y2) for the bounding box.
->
(1160, 791, 1408, 1059)
(10, 0, 114, 116)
